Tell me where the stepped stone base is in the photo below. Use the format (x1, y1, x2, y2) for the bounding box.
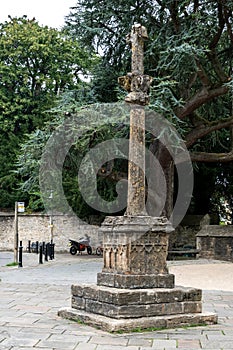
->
(58, 215, 217, 332)
(71, 284, 203, 318)
(58, 308, 217, 333)
(59, 283, 217, 332)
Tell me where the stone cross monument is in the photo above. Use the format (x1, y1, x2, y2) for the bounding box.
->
(119, 23, 151, 216)
(59, 23, 217, 332)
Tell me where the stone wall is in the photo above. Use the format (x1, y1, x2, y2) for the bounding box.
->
(0, 213, 100, 252)
(197, 224, 233, 261)
(1, 212, 225, 257)
(168, 214, 218, 249)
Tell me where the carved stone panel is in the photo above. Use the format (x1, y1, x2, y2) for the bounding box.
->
(99, 215, 173, 276)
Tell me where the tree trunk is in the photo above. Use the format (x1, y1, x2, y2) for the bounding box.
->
(147, 139, 174, 219)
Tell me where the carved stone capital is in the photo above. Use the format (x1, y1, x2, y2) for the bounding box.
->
(126, 23, 148, 46)
(118, 73, 153, 105)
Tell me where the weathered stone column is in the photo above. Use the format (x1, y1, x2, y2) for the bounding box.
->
(96, 24, 174, 288)
(126, 25, 147, 216)
(118, 23, 152, 215)
(127, 106, 146, 215)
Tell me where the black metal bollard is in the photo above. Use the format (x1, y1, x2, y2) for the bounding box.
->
(18, 241, 23, 268)
(27, 240, 31, 253)
(49, 242, 53, 260)
(36, 241, 39, 254)
(42, 241, 45, 254)
(44, 243, 49, 261)
(47, 242, 51, 260)
(50, 243, 55, 260)
(39, 245, 43, 264)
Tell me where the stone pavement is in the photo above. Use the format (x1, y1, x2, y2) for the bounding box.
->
(0, 252, 233, 349)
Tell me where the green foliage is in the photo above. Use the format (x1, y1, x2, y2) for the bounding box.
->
(0, 16, 95, 209)
(210, 162, 233, 222)
(16, 101, 130, 219)
(12, 2, 233, 218)
(64, 1, 233, 216)
(0, 16, 90, 130)
(66, 0, 232, 131)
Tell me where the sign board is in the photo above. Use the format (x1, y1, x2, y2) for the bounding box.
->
(17, 202, 25, 213)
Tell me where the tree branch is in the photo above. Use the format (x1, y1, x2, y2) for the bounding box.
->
(169, 1, 180, 34)
(176, 85, 229, 119)
(206, 50, 229, 82)
(195, 59, 210, 87)
(185, 116, 233, 147)
(223, 2, 233, 43)
(95, 21, 116, 35)
(209, 2, 225, 50)
(98, 169, 127, 182)
(193, 0, 199, 12)
(190, 150, 233, 162)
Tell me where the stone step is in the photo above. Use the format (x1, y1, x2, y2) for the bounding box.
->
(58, 307, 218, 333)
(71, 284, 203, 319)
(72, 296, 202, 319)
(72, 284, 202, 305)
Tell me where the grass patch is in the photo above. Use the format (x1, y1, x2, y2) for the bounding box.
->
(68, 315, 209, 334)
(113, 323, 209, 334)
(6, 262, 18, 267)
(74, 319, 85, 325)
(114, 326, 166, 334)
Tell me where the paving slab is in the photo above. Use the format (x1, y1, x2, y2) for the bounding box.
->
(1, 252, 233, 349)
(152, 339, 177, 348)
(96, 346, 139, 350)
(75, 344, 97, 350)
(127, 338, 152, 347)
(90, 336, 129, 346)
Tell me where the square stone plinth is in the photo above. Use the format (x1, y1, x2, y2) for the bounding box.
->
(58, 284, 217, 332)
(97, 272, 175, 289)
